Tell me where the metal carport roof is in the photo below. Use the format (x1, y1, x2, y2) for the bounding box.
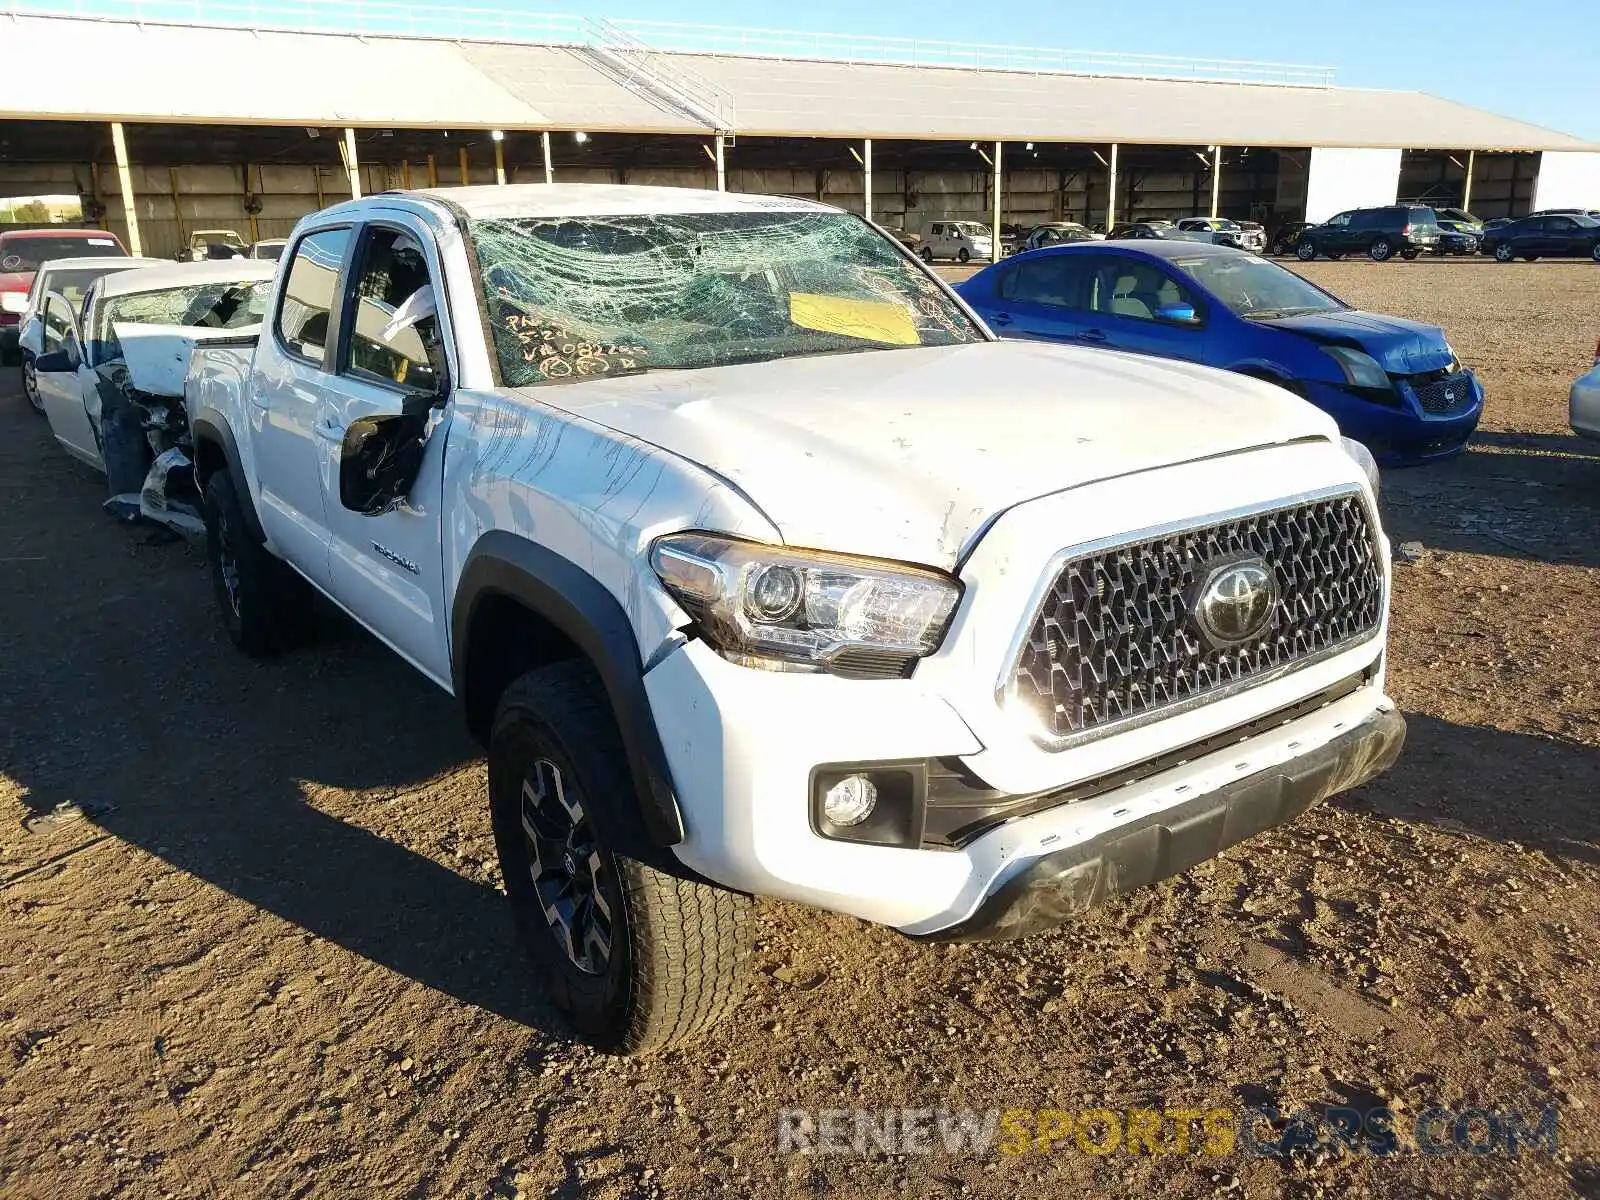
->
(1, 12, 1594, 153)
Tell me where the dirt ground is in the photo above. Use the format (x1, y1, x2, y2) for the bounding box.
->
(2, 258, 1598, 1199)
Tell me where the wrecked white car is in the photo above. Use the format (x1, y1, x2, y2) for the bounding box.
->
(22, 258, 276, 531)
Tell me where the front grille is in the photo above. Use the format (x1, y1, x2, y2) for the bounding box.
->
(1412, 371, 1475, 415)
(1007, 492, 1383, 747)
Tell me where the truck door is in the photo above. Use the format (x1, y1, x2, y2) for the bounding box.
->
(314, 218, 455, 688)
(250, 226, 353, 587)
(33, 292, 101, 468)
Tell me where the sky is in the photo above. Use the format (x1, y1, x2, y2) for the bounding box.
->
(42, 0, 1600, 140)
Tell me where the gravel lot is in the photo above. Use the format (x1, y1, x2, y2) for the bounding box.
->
(2, 258, 1597, 1199)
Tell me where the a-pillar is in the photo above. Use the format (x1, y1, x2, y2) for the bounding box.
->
(109, 122, 142, 256)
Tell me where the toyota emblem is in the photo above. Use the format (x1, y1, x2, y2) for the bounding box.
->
(1192, 558, 1278, 647)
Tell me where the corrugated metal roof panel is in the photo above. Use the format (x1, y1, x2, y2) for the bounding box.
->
(669, 52, 1594, 151)
(455, 43, 706, 132)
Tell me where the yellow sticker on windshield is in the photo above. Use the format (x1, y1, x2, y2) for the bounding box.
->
(788, 293, 919, 346)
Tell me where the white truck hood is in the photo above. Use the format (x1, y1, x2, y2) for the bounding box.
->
(517, 340, 1337, 568)
(113, 322, 261, 398)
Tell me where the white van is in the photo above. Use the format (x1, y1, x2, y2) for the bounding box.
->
(918, 220, 994, 263)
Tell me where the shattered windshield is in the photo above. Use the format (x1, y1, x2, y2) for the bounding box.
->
(469, 210, 983, 387)
(92, 280, 270, 363)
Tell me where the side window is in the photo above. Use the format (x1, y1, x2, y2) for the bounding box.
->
(276, 228, 351, 365)
(1550, 217, 1576, 233)
(1326, 212, 1352, 228)
(929, 224, 943, 237)
(1089, 259, 1196, 323)
(42, 294, 75, 352)
(1006, 256, 1088, 309)
(340, 226, 445, 395)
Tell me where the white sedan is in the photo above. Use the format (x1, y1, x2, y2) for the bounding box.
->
(17, 254, 163, 411)
(1573, 334, 1600, 442)
(22, 258, 276, 525)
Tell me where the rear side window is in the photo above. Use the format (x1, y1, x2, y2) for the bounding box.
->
(1000, 255, 1089, 308)
(276, 228, 350, 364)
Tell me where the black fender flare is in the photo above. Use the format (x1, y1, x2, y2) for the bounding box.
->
(452, 531, 687, 859)
(190, 413, 266, 544)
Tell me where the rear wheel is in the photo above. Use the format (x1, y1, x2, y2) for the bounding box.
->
(1401, 248, 1419, 260)
(919, 246, 934, 263)
(1295, 241, 1317, 261)
(1369, 237, 1393, 262)
(202, 471, 310, 656)
(489, 663, 753, 1054)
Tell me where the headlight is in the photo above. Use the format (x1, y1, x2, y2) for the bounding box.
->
(1320, 346, 1392, 391)
(0, 291, 29, 314)
(1340, 436, 1381, 500)
(651, 532, 961, 675)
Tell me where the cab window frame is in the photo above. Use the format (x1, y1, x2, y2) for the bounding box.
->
(273, 223, 356, 372)
(332, 219, 456, 401)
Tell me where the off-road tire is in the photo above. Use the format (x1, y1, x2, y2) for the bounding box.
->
(489, 662, 753, 1054)
(202, 471, 310, 656)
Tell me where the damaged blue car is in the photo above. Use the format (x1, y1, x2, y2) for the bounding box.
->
(955, 240, 1483, 465)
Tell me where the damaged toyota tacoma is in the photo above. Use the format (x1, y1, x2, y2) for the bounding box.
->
(185, 185, 1405, 1053)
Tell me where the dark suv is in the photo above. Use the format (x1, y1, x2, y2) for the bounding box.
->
(1295, 205, 1442, 262)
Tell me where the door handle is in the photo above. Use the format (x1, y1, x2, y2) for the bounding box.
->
(314, 417, 345, 444)
(990, 312, 1013, 326)
(1079, 328, 1108, 343)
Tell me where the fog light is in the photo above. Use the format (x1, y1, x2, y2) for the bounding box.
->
(822, 774, 877, 826)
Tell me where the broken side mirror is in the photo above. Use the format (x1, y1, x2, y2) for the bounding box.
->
(338, 411, 430, 516)
(34, 341, 80, 373)
(17, 315, 44, 358)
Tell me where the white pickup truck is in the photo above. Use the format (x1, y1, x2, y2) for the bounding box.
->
(185, 184, 1404, 1053)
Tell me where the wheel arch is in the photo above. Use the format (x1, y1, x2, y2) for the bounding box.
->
(452, 531, 687, 860)
(190, 414, 266, 543)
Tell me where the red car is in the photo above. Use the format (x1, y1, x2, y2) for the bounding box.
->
(1, 228, 127, 364)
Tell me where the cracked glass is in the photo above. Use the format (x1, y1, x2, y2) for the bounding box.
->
(468, 210, 983, 388)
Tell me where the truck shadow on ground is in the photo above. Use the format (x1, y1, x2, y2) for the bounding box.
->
(1332, 711, 1600, 870)
(1381, 436, 1600, 569)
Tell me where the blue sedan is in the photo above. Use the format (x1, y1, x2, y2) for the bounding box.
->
(953, 241, 1483, 465)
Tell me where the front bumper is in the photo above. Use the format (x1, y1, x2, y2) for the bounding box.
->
(1302, 373, 1483, 466)
(916, 707, 1405, 941)
(1572, 368, 1600, 441)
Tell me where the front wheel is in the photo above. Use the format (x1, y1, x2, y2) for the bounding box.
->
(1296, 241, 1317, 261)
(1369, 237, 1394, 262)
(957, 248, 971, 263)
(489, 662, 753, 1054)
(21, 355, 41, 414)
(1591, 242, 1600, 263)
(1493, 242, 1514, 262)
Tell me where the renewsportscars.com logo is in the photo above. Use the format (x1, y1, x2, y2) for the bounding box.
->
(776, 1105, 1561, 1158)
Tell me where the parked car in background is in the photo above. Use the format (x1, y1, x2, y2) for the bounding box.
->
(1296, 206, 1442, 262)
(1176, 217, 1256, 251)
(16, 255, 164, 412)
(1434, 220, 1481, 256)
(1269, 221, 1314, 255)
(247, 238, 289, 261)
(1020, 222, 1097, 251)
(183, 184, 1401, 1052)
(1571, 334, 1600, 442)
(1106, 220, 1192, 241)
(1237, 220, 1268, 252)
(955, 240, 1482, 465)
(1480, 217, 1514, 236)
(21, 258, 276, 527)
(182, 229, 248, 261)
(0, 227, 127, 364)
(1532, 207, 1600, 219)
(1481, 213, 1600, 262)
(1430, 207, 1482, 229)
(918, 220, 993, 262)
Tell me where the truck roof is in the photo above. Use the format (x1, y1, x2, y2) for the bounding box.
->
(404, 183, 838, 221)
